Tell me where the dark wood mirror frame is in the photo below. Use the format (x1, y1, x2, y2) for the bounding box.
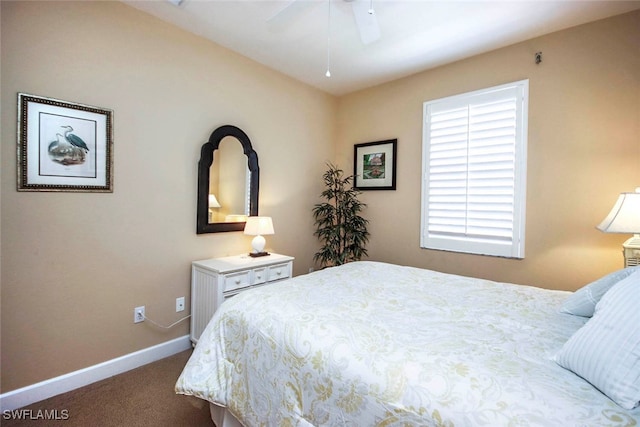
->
(197, 125, 259, 234)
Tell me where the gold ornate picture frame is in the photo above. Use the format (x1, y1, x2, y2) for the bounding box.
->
(17, 93, 113, 192)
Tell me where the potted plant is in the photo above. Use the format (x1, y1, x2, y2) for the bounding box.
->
(313, 163, 370, 268)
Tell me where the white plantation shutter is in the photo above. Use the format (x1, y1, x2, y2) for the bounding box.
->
(421, 81, 528, 258)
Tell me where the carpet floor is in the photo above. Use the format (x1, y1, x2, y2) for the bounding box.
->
(3, 350, 214, 427)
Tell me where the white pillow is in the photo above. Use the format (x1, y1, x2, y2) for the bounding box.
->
(560, 266, 638, 317)
(555, 269, 640, 409)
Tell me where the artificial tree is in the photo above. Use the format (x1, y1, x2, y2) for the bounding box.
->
(313, 163, 370, 268)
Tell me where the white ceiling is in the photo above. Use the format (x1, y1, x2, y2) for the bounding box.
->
(123, 0, 640, 96)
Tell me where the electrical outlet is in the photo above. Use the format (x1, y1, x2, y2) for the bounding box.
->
(134, 306, 145, 323)
(176, 297, 185, 312)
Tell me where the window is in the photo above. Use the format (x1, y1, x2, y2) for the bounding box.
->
(421, 80, 528, 258)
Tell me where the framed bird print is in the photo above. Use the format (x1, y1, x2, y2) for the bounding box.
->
(17, 93, 113, 192)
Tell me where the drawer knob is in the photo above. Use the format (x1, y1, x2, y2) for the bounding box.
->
(235, 279, 241, 284)
(276, 270, 282, 276)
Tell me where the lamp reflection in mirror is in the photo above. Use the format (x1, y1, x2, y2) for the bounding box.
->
(244, 216, 274, 257)
(208, 194, 221, 222)
(597, 188, 640, 267)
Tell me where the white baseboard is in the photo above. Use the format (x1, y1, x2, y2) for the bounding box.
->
(0, 335, 191, 411)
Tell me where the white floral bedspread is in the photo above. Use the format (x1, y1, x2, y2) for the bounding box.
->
(176, 261, 640, 426)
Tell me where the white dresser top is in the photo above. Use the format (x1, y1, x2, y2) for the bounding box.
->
(193, 253, 294, 273)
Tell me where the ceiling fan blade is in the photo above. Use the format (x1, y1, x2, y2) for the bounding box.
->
(351, 0, 380, 45)
(267, 0, 306, 24)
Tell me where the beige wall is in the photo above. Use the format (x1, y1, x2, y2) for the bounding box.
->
(336, 10, 640, 290)
(0, 1, 335, 392)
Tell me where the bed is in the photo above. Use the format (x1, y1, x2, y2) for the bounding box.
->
(175, 261, 640, 426)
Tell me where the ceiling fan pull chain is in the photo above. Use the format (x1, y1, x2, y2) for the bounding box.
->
(369, 0, 374, 15)
(326, 0, 332, 77)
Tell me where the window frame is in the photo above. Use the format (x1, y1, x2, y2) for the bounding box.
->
(420, 80, 528, 258)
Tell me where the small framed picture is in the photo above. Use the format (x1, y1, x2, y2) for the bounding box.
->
(354, 139, 397, 190)
(17, 93, 113, 192)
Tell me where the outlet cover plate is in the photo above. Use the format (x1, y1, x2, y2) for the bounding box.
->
(176, 297, 185, 312)
(134, 306, 145, 323)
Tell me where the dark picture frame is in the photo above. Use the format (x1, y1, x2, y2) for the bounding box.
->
(17, 93, 113, 192)
(354, 139, 397, 190)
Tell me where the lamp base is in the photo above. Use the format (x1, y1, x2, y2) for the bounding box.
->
(249, 252, 270, 258)
(622, 234, 640, 250)
(622, 234, 640, 267)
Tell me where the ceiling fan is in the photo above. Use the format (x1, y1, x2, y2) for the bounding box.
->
(268, 0, 381, 46)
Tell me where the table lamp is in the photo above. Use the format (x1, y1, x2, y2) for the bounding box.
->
(244, 216, 274, 257)
(208, 194, 221, 222)
(597, 188, 640, 267)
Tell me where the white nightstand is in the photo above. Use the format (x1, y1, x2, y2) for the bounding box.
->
(190, 253, 294, 344)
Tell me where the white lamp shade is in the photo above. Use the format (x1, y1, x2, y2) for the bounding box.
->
(208, 194, 221, 208)
(597, 191, 640, 234)
(244, 216, 275, 236)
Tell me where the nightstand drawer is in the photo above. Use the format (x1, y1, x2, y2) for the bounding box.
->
(268, 263, 291, 282)
(253, 267, 268, 284)
(223, 271, 251, 291)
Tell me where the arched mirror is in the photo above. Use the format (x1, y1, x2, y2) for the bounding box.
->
(197, 125, 259, 234)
